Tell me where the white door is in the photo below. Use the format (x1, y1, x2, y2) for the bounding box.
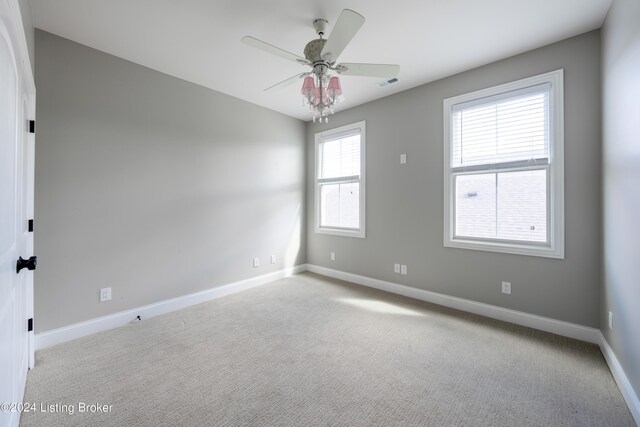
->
(0, 0, 35, 426)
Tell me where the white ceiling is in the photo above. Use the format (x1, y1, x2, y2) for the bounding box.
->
(28, 0, 611, 121)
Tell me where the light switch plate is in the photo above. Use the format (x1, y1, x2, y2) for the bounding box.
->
(400, 154, 407, 165)
(394, 263, 401, 273)
(400, 265, 407, 275)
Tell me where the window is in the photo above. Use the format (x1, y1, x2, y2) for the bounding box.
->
(443, 70, 564, 258)
(315, 121, 366, 238)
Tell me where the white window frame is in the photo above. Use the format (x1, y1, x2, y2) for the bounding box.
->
(314, 120, 366, 238)
(443, 70, 564, 259)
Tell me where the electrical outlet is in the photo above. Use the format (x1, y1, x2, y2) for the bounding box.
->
(400, 153, 407, 165)
(100, 287, 111, 302)
(271, 255, 276, 264)
(253, 257, 260, 268)
(502, 281, 511, 295)
(394, 263, 400, 273)
(330, 252, 335, 261)
(400, 265, 407, 275)
(608, 311, 613, 330)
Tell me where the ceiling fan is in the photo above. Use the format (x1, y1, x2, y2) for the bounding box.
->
(242, 9, 400, 122)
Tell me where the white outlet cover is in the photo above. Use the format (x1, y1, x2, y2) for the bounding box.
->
(394, 263, 401, 273)
(271, 255, 276, 264)
(100, 287, 111, 302)
(330, 252, 335, 261)
(253, 257, 260, 268)
(400, 265, 407, 275)
(400, 154, 407, 164)
(502, 281, 511, 294)
(608, 311, 613, 330)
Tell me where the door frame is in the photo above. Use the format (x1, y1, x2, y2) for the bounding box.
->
(6, 0, 36, 369)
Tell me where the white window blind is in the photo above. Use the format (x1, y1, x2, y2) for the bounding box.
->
(318, 131, 361, 179)
(452, 84, 550, 171)
(315, 122, 366, 238)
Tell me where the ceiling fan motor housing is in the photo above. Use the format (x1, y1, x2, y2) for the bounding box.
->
(304, 38, 328, 64)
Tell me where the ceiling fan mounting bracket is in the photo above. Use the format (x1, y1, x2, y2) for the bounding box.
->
(313, 19, 328, 37)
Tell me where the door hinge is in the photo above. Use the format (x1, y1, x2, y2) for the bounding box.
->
(28, 219, 34, 232)
(29, 120, 35, 134)
(27, 318, 33, 332)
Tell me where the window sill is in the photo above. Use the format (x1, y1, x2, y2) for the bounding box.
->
(444, 237, 564, 259)
(315, 227, 365, 239)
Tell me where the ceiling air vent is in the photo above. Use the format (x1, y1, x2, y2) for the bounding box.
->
(377, 77, 399, 88)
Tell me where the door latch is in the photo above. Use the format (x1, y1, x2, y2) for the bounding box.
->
(16, 256, 37, 273)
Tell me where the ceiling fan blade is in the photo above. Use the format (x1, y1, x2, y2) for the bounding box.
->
(335, 63, 400, 78)
(264, 73, 310, 91)
(321, 9, 365, 64)
(242, 36, 310, 66)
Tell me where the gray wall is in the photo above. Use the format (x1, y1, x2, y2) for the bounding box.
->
(34, 30, 306, 332)
(307, 31, 601, 327)
(601, 0, 640, 399)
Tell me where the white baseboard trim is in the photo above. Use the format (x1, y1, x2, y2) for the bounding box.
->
(306, 264, 600, 344)
(598, 332, 640, 425)
(35, 265, 306, 350)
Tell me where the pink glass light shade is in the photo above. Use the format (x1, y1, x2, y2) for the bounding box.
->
(301, 76, 316, 96)
(326, 76, 342, 97)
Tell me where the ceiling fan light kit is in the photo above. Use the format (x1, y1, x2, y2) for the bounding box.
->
(301, 74, 343, 123)
(242, 9, 400, 122)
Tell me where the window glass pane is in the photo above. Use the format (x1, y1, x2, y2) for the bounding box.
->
(319, 134, 360, 179)
(455, 173, 496, 239)
(320, 182, 360, 229)
(497, 169, 547, 242)
(452, 91, 549, 168)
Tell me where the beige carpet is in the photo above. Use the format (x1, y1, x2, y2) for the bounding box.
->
(21, 273, 635, 426)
